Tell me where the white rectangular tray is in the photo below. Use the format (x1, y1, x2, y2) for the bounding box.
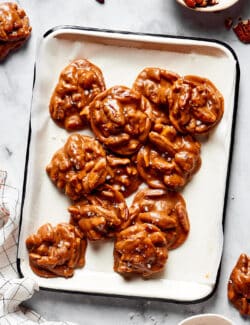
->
(18, 26, 239, 302)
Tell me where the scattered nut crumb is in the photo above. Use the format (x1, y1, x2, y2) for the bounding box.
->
(224, 17, 233, 30)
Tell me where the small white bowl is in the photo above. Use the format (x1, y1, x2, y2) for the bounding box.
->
(176, 0, 239, 12)
(178, 313, 234, 325)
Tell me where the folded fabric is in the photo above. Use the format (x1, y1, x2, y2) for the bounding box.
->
(0, 170, 77, 325)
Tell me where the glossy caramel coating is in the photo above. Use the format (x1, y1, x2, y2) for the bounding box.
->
(49, 59, 106, 131)
(150, 103, 171, 126)
(0, 3, 31, 42)
(26, 223, 87, 278)
(129, 188, 189, 250)
(46, 134, 107, 200)
(114, 223, 168, 277)
(106, 154, 142, 197)
(88, 86, 152, 155)
(69, 185, 129, 241)
(228, 254, 250, 316)
(0, 3, 31, 60)
(169, 75, 224, 134)
(137, 124, 201, 190)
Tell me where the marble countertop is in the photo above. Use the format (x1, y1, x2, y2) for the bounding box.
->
(1, 0, 250, 324)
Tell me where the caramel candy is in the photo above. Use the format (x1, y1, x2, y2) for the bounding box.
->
(133, 68, 179, 126)
(169, 76, 224, 134)
(129, 188, 189, 250)
(0, 3, 31, 60)
(88, 85, 152, 155)
(46, 134, 107, 200)
(49, 59, 106, 131)
(26, 223, 87, 278)
(106, 154, 142, 197)
(228, 254, 250, 316)
(69, 185, 129, 241)
(137, 124, 201, 190)
(0, 3, 31, 41)
(114, 223, 168, 277)
(133, 68, 179, 105)
(133, 67, 179, 120)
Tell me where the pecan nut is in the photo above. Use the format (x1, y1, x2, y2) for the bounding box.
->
(106, 154, 142, 197)
(184, 0, 218, 8)
(26, 223, 87, 278)
(233, 20, 250, 44)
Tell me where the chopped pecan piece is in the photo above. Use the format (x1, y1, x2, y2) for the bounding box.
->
(225, 17, 233, 30)
(233, 19, 250, 44)
(106, 154, 142, 197)
(184, 0, 218, 8)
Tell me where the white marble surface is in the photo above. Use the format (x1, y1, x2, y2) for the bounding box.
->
(1, 0, 250, 324)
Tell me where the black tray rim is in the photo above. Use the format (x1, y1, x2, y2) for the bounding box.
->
(17, 25, 240, 305)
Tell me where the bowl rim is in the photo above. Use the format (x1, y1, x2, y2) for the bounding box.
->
(176, 0, 239, 12)
(178, 313, 234, 325)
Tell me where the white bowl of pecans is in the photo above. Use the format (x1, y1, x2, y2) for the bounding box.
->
(178, 314, 234, 325)
(176, 0, 239, 12)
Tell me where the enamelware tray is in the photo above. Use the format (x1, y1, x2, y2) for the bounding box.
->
(17, 26, 239, 302)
